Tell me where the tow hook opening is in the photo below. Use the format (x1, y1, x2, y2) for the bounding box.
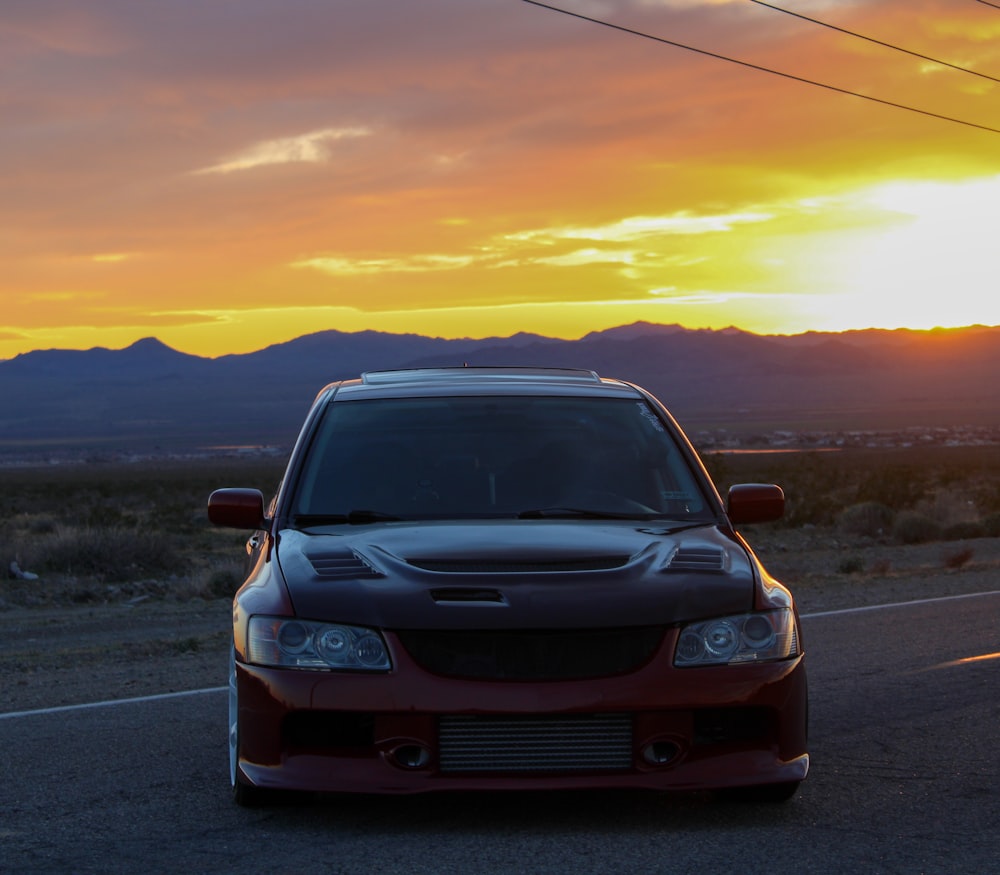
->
(391, 744, 432, 770)
(642, 740, 681, 766)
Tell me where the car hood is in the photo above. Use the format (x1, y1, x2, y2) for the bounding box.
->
(274, 521, 758, 630)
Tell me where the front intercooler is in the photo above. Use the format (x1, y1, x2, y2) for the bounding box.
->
(437, 713, 634, 773)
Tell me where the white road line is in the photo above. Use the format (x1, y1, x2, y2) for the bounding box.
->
(3, 588, 1000, 721)
(0, 686, 227, 721)
(801, 588, 1000, 619)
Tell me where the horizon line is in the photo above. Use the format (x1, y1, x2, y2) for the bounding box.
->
(5, 320, 998, 363)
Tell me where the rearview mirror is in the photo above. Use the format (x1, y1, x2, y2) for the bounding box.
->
(726, 483, 784, 525)
(207, 488, 268, 530)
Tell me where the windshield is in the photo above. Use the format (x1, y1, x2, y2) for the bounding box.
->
(289, 395, 713, 523)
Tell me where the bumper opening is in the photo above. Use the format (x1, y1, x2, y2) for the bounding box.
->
(283, 711, 375, 750)
(693, 707, 774, 746)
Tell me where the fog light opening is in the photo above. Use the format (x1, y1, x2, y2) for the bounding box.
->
(642, 740, 681, 766)
(392, 744, 432, 770)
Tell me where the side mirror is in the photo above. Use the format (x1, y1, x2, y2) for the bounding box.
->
(726, 483, 784, 525)
(207, 488, 268, 530)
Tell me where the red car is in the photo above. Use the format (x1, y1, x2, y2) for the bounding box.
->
(209, 367, 807, 805)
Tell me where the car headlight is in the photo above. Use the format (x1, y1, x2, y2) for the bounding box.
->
(674, 608, 798, 667)
(247, 616, 392, 671)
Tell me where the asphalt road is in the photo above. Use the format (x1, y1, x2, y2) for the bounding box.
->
(2, 593, 998, 875)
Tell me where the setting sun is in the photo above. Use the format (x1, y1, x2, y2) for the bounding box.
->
(832, 178, 1000, 330)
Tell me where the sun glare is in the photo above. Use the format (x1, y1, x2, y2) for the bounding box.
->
(824, 177, 1000, 330)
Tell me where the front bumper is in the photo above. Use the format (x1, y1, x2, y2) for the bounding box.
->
(235, 630, 809, 795)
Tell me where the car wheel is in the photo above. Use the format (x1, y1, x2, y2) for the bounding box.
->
(229, 645, 270, 807)
(717, 780, 801, 803)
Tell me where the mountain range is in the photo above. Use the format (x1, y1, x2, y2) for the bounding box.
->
(1, 322, 997, 456)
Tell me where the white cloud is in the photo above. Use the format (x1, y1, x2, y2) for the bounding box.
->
(293, 253, 474, 275)
(195, 126, 372, 174)
(292, 207, 770, 277)
(505, 211, 773, 246)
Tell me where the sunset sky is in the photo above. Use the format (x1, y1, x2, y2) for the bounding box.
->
(3, 0, 999, 359)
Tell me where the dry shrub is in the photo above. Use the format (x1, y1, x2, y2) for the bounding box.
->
(869, 558, 892, 576)
(31, 525, 181, 582)
(836, 555, 865, 575)
(922, 489, 978, 522)
(984, 512, 1000, 538)
(892, 512, 940, 545)
(189, 558, 246, 599)
(837, 502, 894, 537)
(942, 520, 986, 541)
(942, 547, 974, 569)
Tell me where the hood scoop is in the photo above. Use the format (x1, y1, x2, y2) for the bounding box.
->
(307, 550, 383, 580)
(406, 556, 631, 574)
(664, 546, 726, 573)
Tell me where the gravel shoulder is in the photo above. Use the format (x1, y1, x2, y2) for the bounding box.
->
(3, 532, 999, 715)
(752, 529, 1000, 612)
(0, 599, 231, 714)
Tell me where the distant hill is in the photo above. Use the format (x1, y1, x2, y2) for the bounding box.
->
(0, 323, 998, 455)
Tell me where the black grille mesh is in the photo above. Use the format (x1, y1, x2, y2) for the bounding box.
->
(397, 627, 664, 681)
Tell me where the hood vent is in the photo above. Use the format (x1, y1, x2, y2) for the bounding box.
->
(665, 546, 726, 573)
(307, 551, 383, 580)
(407, 556, 630, 574)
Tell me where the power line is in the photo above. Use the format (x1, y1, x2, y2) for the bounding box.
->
(749, 0, 1000, 85)
(521, 0, 1000, 136)
(972, 0, 1000, 11)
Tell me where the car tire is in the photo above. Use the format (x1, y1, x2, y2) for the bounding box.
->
(229, 645, 271, 807)
(717, 780, 801, 803)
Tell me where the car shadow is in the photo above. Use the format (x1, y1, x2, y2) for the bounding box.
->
(237, 785, 810, 833)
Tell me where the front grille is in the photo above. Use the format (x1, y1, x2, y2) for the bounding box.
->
(408, 556, 629, 573)
(438, 713, 633, 773)
(396, 627, 664, 680)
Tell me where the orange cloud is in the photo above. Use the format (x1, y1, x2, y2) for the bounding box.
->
(2, 0, 999, 360)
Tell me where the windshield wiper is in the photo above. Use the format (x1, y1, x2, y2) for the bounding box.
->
(638, 521, 716, 535)
(293, 510, 403, 526)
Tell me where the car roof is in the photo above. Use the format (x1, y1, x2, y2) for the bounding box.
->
(325, 367, 643, 400)
(363, 366, 603, 386)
